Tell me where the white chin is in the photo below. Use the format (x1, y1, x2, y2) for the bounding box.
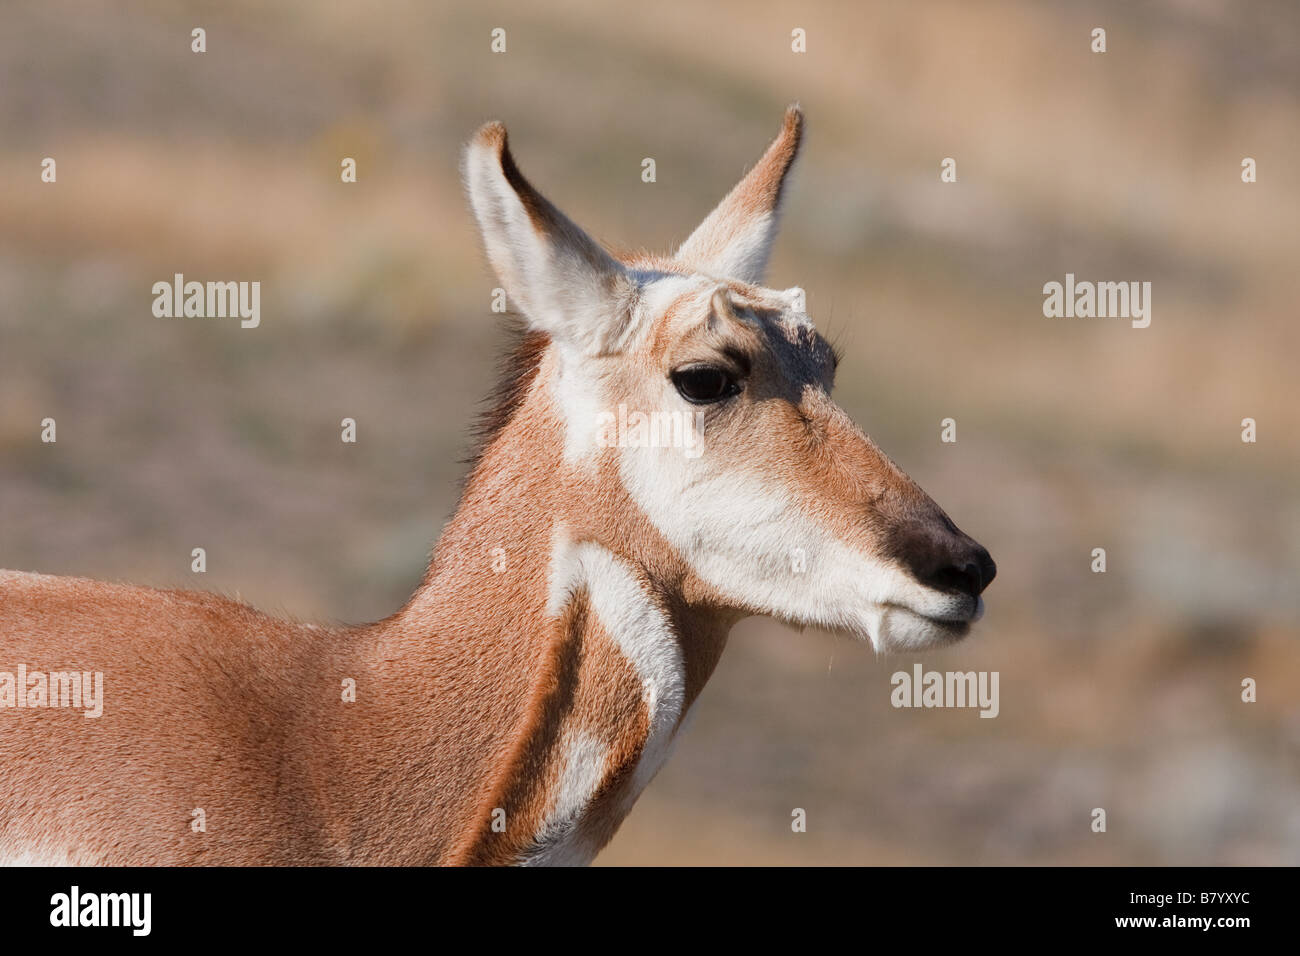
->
(869, 605, 972, 653)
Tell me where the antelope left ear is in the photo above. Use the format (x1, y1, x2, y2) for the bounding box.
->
(463, 122, 636, 354)
(674, 106, 804, 284)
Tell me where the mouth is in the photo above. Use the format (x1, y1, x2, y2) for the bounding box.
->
(871, 596, 983, 651)
(915, 613, 971, 640)
(907, 593, 982, 625)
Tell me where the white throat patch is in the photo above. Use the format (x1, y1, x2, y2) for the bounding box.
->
(530, 534, 686, 864)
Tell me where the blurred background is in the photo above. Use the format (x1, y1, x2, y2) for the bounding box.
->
(1, 0, 1297, 864)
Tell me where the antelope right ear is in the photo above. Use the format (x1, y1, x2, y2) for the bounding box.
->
(463, 123, 636, 355)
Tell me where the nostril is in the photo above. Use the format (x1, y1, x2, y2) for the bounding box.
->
(928, 561, 983, 599)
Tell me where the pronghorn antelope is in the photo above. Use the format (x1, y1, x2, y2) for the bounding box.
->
(0, 107, 995, 866)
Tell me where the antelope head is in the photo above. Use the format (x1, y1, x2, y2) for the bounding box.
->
(464, 107, 995, 653)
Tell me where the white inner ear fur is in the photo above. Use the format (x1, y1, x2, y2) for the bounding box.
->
(463, 135, 634, 356)
(677, 210, 777, 286)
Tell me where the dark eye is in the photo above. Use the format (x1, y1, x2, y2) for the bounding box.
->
(671, 364, 741, 404)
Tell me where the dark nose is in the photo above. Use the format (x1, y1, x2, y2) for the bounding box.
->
(924, 542, 996, 600)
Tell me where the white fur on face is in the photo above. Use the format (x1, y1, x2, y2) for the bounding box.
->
(607, 288, 974, 652)
(617, 449, 968, 651)
(546, 273, 708, 464)
(549, 346, 607, 464)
